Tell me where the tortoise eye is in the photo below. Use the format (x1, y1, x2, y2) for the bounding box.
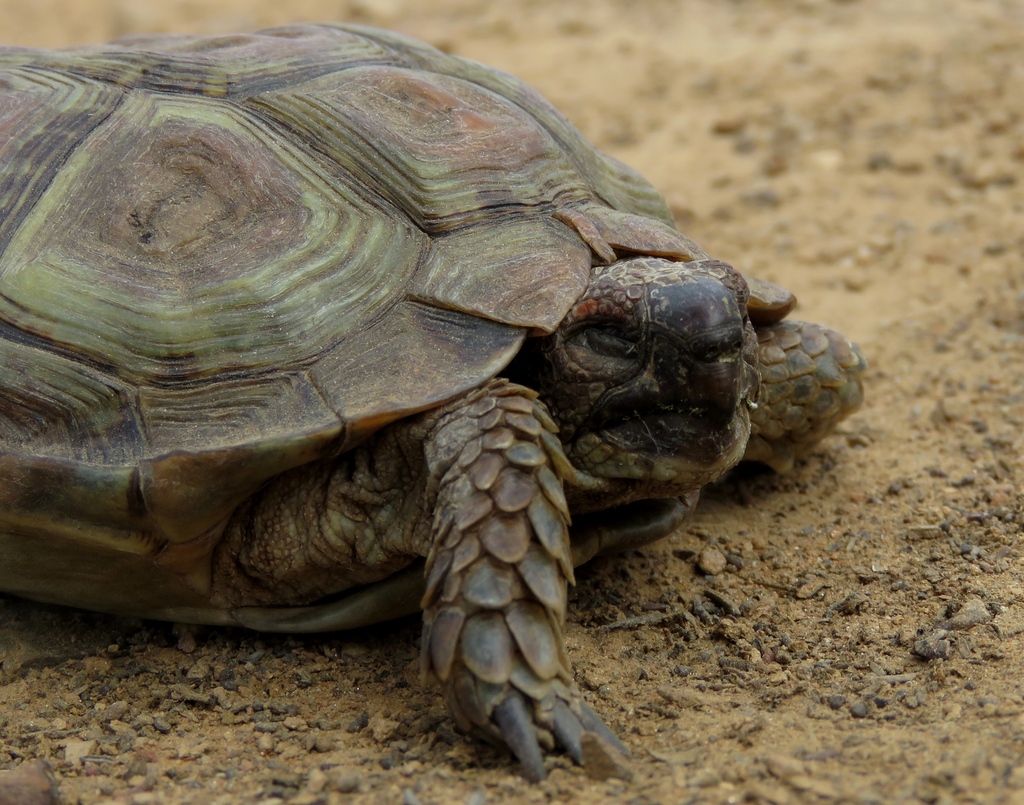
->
(574, 325, 638, 360)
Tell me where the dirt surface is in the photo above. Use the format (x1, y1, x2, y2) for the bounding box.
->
(2, 1, 1024, 803)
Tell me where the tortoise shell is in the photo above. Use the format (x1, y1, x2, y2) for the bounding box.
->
(0, 24, 776, 626)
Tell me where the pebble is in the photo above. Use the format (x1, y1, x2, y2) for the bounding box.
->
(256, 733, 276, 754)
(175, 631, 197, 654)
(310, 733, 336, 753)
(943, 598, 993, 630)
(697, 546, 728, 576)
(64, 739, 97, 766)
(305, 768, 329, 793)
(101, 701, 129, 722)
(368, 714, 401, 743)
(827, 695, 847, 711)
(913, 630, 952, 660)
(327, 769, 364, 794)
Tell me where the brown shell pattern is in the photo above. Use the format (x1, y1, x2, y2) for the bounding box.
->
(0, 24, 689, 565)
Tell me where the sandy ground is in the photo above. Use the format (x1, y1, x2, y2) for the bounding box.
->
(1, 1, 1023, 803)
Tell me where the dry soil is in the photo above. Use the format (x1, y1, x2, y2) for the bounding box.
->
(1, 1, 1023, 803)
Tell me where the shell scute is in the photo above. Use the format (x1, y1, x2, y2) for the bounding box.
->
(333, 24, 675, 224)
(1, 90, 425, 382)
(247, 64, 583, 233)
(0, 65, 123, 260)
(412, 214, 592, 332)
(0, 334, 142, 463)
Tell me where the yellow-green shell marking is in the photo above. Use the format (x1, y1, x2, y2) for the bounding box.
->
(0, 24, 695, 621)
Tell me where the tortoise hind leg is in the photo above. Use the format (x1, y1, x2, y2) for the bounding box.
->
(420, 380, 625, 781)
(744, 320, 867, 473)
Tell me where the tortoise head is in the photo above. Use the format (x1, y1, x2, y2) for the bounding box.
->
(527, 257, 759, 500)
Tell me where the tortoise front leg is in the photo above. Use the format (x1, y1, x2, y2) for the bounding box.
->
(744, 320, 867, 473)
(421, 380, 625, 781)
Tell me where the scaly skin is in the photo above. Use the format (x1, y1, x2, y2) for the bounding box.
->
(211, 415, 438, 610)
(745, 319, 867, 472)
(419, 380, 600, 780)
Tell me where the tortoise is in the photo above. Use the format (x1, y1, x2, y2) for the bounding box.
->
(0, 24, 866, 780)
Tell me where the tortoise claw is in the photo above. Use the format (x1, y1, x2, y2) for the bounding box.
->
(551, 698, 584, 765)
(579, 700, 630, 757)
(493, 690, 546, 782)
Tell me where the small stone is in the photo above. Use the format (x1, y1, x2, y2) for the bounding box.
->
(849, 701, 869, 719)
(100, 700, 129, 722)
(176, 631, 197, 654)
(64, 739, 97, 766)
(827, 695, 846, 711)
(305, 768, 329, 793)
(0, 760, 60, 805)
(697, 546, 728, 576)
(581, 731, 633, 782)
(327, 769, 364, 794)
(368, 714, 401, 743)
(185, 660, 211, 681)
(913, 630, 952, 660)
(256, 733, 276, 754)
(312, 733, 336, 753)
(944, 598, 993, 630)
